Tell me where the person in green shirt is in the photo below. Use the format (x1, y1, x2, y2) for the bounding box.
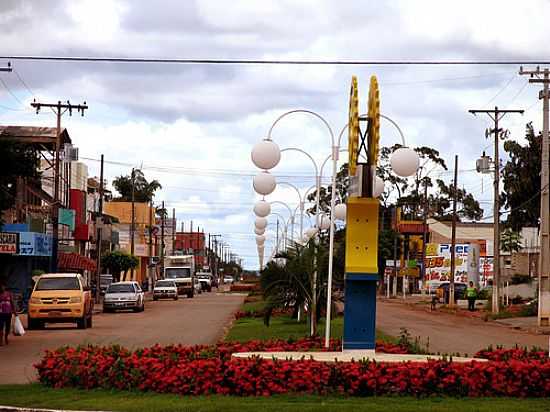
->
(466, 281, 477, 311)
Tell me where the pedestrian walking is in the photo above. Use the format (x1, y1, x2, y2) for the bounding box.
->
(0, 283, 16, 345)
(466, 281, 477, 312)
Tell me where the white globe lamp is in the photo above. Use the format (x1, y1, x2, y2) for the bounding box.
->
(390, 147, 419, 177)
(253, 200, 271, 217)
(253, 171, 277, 196)
(334, 203, 347, 221)
(254, 227, 265, 236)
(251, 140, 281, 170)
(373, 176, 385, 198)
(255, 217, 268, 230)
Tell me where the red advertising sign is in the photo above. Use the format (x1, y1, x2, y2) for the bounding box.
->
(0, 232, 18, 254)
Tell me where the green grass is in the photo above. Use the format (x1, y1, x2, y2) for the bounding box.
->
(241, 299, 266, 313)
(225, 315, 395, 344)
(1, 384, 549, 412)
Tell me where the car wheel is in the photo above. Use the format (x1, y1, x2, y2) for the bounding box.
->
(174, 295, 178, 301)
(77, 317, 87, 329)
(153, 296, 158, 301)
(27, 317, 39, 330)
(187, 292, 193, 298)
(208, 286, 212, 292)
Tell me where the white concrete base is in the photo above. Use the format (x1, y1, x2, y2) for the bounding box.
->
(232, 351, 486, 363)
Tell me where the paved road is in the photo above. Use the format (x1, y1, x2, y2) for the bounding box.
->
(377, 299, 548, 355)
(0, 290, 245, 384)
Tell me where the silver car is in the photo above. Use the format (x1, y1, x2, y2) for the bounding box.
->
(103, 281, 145, 312)
(153, 279, 178, 301)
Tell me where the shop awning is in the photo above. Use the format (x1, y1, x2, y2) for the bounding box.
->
(58, 252, 96, 272)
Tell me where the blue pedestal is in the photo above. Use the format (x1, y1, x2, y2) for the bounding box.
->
(343, 274, 378, 350)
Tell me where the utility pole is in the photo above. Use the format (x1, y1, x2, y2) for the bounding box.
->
(421, 180, 429, 293)
(210, 234, 221, 281)
(130, 168, 135, 280)
(95, 154, 104, 303)
(160, 201, 165, 279)
(172, 208, 176, 255)
(148, 200, 153, 289)
(520, 66, 550, 327)
(449, 155, 459, 307)
(469, 106, 523, 313)
(31, 99, 88, 272)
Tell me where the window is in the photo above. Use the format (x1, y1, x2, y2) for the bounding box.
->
(35, 277, 80, 291)
(106, 284, 135, 293)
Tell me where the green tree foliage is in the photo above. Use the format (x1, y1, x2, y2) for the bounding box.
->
(427, 179, 484, 221)
(101, 250, 139, 282)
(0, 139, 41, 224)
(502, 123, 543, 230)
(112, 169, 162, 202)
(500, 228, 523, 253)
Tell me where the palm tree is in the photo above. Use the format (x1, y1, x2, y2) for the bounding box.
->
(501, 228, 523, 253)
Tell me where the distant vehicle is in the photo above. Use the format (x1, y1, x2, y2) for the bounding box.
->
(223, 275, 234, 284)
(436, 282, 467, 303)
(99, 274, 113, 296)
(103, 281, 145, 312)
(28, 273, 93, 330)
(153, 280, 178, 301)
(164, 255, 195, 298)
(194, 277, 202, 295)
(196, 272, 213, 292)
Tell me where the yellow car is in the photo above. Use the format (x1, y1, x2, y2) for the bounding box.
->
(28, 273, 93, 329)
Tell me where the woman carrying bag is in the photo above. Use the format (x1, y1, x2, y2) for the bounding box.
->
(0, 282, 16, 345)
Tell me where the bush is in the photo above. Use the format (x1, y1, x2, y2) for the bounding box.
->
(36, 339, 550, 398)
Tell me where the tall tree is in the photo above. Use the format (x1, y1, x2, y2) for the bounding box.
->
(112, 169, 162, 202)
(101, 250, 139, 282)
(501, 122, 543, 230)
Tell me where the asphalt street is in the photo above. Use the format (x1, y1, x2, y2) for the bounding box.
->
(0, 289, 245, 384)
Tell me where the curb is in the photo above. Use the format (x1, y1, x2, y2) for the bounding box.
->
(0, 406, 109, 412)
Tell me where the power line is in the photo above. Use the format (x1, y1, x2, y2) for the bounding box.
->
(3, 56, 550, 65)
(485, 73, 516, 105)
(13, 69, 34, 97)
(0, 77, 24, 104)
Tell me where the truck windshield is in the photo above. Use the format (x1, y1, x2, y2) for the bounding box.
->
(165, 268, 191, 278)
(156, 280, 176, 287)
(36, 277, 80, 291)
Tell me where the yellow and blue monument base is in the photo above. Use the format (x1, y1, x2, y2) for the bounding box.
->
(343, 197, 379, 350)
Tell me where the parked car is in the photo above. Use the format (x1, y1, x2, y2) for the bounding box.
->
(223, 275, 234, 284)
(99, 274, 113, 296)
(197, 272, 213, 292)
(103, 281, 145, 312)
(153, 280, 178, 301)
(436, 282, 467, 303)
(28, 273, 93, 330)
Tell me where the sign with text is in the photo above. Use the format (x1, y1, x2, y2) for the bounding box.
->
(18, 232, 52, 256)
(0, 232, 18, 254)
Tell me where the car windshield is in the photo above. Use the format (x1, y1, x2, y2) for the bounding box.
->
(198, 274, 211, 279)
(165, 268, 191, 278)
(156, 280, 175, 287)
(36, 277, 80, 291)
(36, 276, 80, 290)
(106, 284, 135, 293)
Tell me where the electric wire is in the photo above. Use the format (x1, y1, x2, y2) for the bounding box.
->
(485, 73, 516, 105)
(13, 69, 34, 97)
(3, 56, 550, 65)
(0, 77, 24, 105)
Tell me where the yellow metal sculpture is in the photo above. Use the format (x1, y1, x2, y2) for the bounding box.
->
(348, 76, 359, 176)
(345, 75, 381, 275)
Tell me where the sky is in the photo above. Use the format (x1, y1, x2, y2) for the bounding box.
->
(0, 0, 548, 270)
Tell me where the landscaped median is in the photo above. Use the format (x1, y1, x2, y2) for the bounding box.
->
(34, 339, 550, 398)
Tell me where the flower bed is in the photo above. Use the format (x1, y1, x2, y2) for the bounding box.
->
(35, 338, 550, 397)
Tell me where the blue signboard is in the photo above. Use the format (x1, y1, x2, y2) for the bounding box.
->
(18, 232, 52, 256)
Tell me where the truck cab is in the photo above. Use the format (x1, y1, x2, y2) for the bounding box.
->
(164, 255, 195, 298)
(28, 273, 93, 329)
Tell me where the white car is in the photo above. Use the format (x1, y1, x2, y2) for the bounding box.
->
(197, 272, 213, 292)
(153, 279, 178, 301)
(103, 281, 145, 312)
(223, 275, 234, 284)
